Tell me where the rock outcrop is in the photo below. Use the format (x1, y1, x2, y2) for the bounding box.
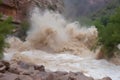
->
(0, 60, 112, 80)
(0, 0, 64, 23)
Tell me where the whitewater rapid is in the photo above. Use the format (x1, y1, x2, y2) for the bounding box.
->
(3, 8, 120, 80)
(4, 50, 120, 80)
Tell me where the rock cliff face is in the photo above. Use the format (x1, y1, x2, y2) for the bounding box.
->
(63, 0, 112, 19)
(0, 0, 64, 23)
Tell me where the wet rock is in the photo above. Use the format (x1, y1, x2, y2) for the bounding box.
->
(0, 73, 4, 78)
(0, 60, 112, 80)
(32, 74, 42, 80)
(75, 72, 94, 80)
(17, 61, 33, 69)
(52, 71, 94, 80)
(34, 65, 45, 71)
(8, 62, 21, 74)
(1, 61, 10, 68)
(0, 64, 6, 73)
(102, 77, 112, 80)
(0, 72, 18, 80)
(35, 72, 54, 80)
(56, 75, 70, 80)
(54, 71, 68, 76)
(0, 61, 10, 73)
(9, 62, 34, 75)
(18, 75, 33, 80)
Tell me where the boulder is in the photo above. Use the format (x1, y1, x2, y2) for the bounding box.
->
(0, 60, 112, 80)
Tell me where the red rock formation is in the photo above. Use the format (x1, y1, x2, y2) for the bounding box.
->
(0, 0, 64, 24)
(0, 0, 30, 23)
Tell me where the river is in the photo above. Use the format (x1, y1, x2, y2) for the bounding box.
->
(3, 8, 120, 80)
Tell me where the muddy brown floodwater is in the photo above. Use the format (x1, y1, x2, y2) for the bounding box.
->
(3, 7, 120, 80)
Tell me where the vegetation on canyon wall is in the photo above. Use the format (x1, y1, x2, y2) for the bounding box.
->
(0, 15, 14, 59)
(92, 0, 120, 58)
(77, 0, 120, 58)
(94, 7, 120, 58)
(0, 0, 14, 59)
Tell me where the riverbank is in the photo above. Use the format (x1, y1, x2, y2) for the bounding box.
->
(0, 60, 111, 80)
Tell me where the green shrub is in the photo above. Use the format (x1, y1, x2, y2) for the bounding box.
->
(0, 16, 14, 59)
(94, 8, 120, 58)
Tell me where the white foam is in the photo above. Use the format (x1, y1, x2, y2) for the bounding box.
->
(3, 8, 120, 80)
(4, 50, 120, 80)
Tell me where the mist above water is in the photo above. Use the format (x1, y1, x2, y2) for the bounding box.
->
(6, 7, 98, 56)
(3, 8, 120, 80)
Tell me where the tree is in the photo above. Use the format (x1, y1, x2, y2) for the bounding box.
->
(94, 8, 120, 58)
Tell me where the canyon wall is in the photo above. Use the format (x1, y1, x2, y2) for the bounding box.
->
(0, 0, 64, 23)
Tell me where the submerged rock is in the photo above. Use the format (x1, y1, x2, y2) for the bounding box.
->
(0, 60, 112, 80)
